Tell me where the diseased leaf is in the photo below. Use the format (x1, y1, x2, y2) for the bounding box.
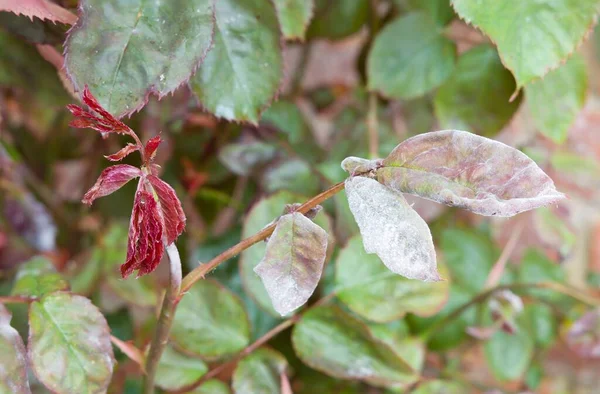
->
(232, 348, 288, 394)
(336, 235, 448, 322)
(255, 212, 328, 316)
(344, 176, 439, 281)
(65, 0, 214, 117)
(273, 0, 313, 40)
(0, 0, 76, 24)
(11, 256, 69, 297)
(376, 130, 565, 217)
(218, 140, 277, 176)
(156, 345, 207, 391)
(292, 305, 417, 387)
(525, 54, 588, 143)
(147, 175, 186, 244)
(367, 12, 456, 99)
(105, 143, 139, 162)
(171, 280, 250, 359)
(82, 164, 142, 205)
(451, 0, 599, 87)
(434, 44, 521, 137)
(190, 0, 283, 124)
(0, 305, 31, 394)
(307, 0, 369, 40)
(29, 293, 115, 394)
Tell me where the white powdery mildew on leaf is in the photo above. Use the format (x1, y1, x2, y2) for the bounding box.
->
(377, 130, 565, 217)
(254, 213, 328, 316)
(341, 156, 382, 175)
(0, 305, 31, 394)
(345, 176, 439, 282)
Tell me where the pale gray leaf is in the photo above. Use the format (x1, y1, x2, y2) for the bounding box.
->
(0, 305, 31, 394)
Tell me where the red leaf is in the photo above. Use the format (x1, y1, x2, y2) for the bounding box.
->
(147, 175, 186, 244)
(144, 135, 162, 163)
(121, 190, 164, 278)
(105, 143, 139, 162)
(82, 165, 142, 205)
(0, 0, 77, 24)
(68, 86, 131, 135)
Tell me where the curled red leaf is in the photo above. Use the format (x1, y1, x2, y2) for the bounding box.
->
(105, 143, 139, 162)
(82, 165, 142, 205)
(147, 175, 186, 244)
(144, 135, 162, 164)
(67, 86, 131, 136)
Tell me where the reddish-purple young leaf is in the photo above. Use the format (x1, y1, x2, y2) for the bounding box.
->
(0, 0, 76, 24)
(376, 130, 565, 217)
(567, 309, 600, 359)
(147, 175, 186, 245)
(254, 212, 328, 316)
(67, 86, 132, 136)
(82, 164, 142, 205)
(121, 190, 164, 278)
(104, 143, 139, 162)
(144, 135, 162, 163)
(0, 305, 31, 394)
(345, 176, 439, 282)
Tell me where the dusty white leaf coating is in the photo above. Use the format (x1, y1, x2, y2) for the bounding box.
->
(341, 157, 382, 175)
(255, 213, 328, 316)
(345, 176, 439, 281)
(0, 305, 31, 394)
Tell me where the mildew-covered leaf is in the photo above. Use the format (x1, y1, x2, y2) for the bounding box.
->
(451, 0, 599, 87)
(12, 256, 69, 298)
(291, 305, 417, 387)
(255, 213, 328, 316)
(376, 130, 565, 217)
(0, 0, 76, 25)
(273, 0, 313, 40)
(65, 0, 214, 117)
(155, 345, 207, 391)
(345, 176, 439, 281)
(29, 293, 115, 394)
(190, 0, 283, 124)
(336, 236, 448, 322)
(0, 305, 30, 394)
(232, 348, 288, 394)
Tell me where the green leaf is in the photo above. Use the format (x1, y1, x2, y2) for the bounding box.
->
(0, 305, 30, 394)
(517, 249, 565, 302)
(307, 0, 369, 40)
(28, 293, 115, 394)
(273, 0, 314, 40)
(523, 304, 556, 348)
(261, 159, 320, 196)
(171, 280, 250, 359)
(232, 348, 288, 394)
(451, 0, 599, 87)
(190, 0, 283, 124)
(336, 235, 448, 322)
(261, 100, 311, 146)
(218, 140, 277, 176)
(403, 0, 455, 26)
(155, 345, 207, 391)
(410, 380, 468, 394)
(255, 212, 328, 316)
(65, 0, 214, 117)
(434, 44, 521, 136)
(12, 256, 69, 298)
(192, 380, 232, 394)
(525, 54, 587, 143)
(367, 321, 425, 372)
(367, 12, 456, 99)
(292, 305, 417, 387)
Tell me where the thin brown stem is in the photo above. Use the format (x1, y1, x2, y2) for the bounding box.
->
(179, 181, 346, 298)
(367, 93, 379, 159)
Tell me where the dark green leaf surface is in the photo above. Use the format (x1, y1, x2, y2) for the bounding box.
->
(193, 380, 232, 394)
(0, 305, 30, 394)
(367, 321, 425, 372)
(155, 345, 207, 391)
(273, 0, 314, 40)
(232, 348, 288, 394)
(404, 0, 455, 26)
(12, 256, 69, 298)
(307, 0, 369, 40)
(517, 249, 566, 302)
(218, 140, 277, 176)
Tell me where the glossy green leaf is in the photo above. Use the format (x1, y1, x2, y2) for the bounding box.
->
(517, 249, 565, 302)
(218, 140, 277, 176)
(367, 12, 456, 99)
(526, 54, 587, 143)
(335, 235, 448, 322)
(65, 0, 214, 117)
(404, 0, 455, 26)
(12, 256, 69, 298)
(411, 380, 468, 394)
(192, 380, 232, 394)
(292, 305, 417, 387)
(307, 0, 369, 40)
(155, 345, 207, 391)
(434, 44, 521, 136)
(232, 348, 288, 394)
(29, 293, 114, 394)
(452, 0, 599, 87)
(191, 0, 283, 124)
(273, 0, 313, 40)
(0, 305, 30, 394)
(171, 280, 250, 359)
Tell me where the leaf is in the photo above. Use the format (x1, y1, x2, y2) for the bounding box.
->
(190, 0, 283, 124)
(434, 44, 521, 137)
(0, 12, 67, 45)
(170, 280, 250, 359)
(0, 305, 31, 394)
(523, 303, 556, 348)
(0, 0, 76, 24)
(261, 100, 311, 146)
(376, 130, 565, 217)
(411, 380, 468, 394)
(147, 175, 186, 244)
(105, 143, 139, 162)
(255, 212, 328, 316)
(82, 164, 142, 205)
(367, 12, 456, 99)
(155, 345, 207, 391)
(12, 256, 69, 298)
(344, 176, 439, 281)
(65, 0, 214, 117)
(232, 348, 288, 394)
(567, 308, 600, 358)
(273, 0, 314, 40)
(451, 0, 599, 87)
(218, 140, 277, 176)
(261, 159, 320, 199)
(67, 86, 133, 136)
(367, 321, 425, 372)
(193, 380, 232, 394)
(335, 235, 449, 322)
(28, 293, 115, 394)
(404, 0, 455, 26)
(307, 0, 369, 40)
(516, 249, 565, 302)
(525, 54, 588, 143)
(292, 305, 417, 387)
